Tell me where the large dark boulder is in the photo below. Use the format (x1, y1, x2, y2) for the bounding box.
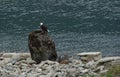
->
(28, 30, 57, 63)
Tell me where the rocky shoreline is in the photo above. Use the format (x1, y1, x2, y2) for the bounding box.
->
(0, 52, 120, 77)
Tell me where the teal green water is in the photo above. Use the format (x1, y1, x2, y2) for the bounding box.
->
(0, 0, 120, 56)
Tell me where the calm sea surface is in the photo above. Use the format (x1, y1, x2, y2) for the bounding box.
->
(0, 0, 120, 56)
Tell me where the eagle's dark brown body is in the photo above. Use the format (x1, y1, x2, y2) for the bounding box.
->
(41, 25, 48, 32)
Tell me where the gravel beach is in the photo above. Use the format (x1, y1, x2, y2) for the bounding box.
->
(0, 52, 120, 77)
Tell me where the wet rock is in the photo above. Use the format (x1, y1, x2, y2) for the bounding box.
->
(28, 30, 57, 63)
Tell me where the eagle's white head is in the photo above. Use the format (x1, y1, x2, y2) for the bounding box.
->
(40, 22, 43, 26)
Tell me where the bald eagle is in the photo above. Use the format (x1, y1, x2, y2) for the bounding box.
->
(40, 23, 49, 32)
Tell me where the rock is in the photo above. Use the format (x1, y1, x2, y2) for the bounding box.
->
(85, 60, 95, 69)
(80, 69, 89, 75)
(41, 60, 59, 65)
(27, 73, 41, 77)
(2, 53, 17, 58)
(38, 60, 59, 69)
(96, 56, 120, 65)
(58, 55, 69, 64)
(0, 68, 18, 77)
(4, 55, 30, 65)
(28, 30, 57, 63)
(93, 66, 104, 73)
(26, 58, 36, 64)
(110, 60, 120, 66)
(36, 68, 42, 73)
(53, 70, 67, 77)
(0, 57, 4, 60)
(19, 72, 27, 77)
(3, 58, 12, 65)
(66, 68, 77, 77)
(2, 53, 29, 58)
(77, 52, 102, 63)
(100, 70, 108, 74)
(0, 51, 4, 57)
(2, 53, 30, 60)
(6, 74, 18, 77)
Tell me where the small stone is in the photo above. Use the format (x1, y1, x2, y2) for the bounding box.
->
(26, 58, 36, 64)
(110, 60, 120, 65)
(93, 66, 104, 73)
(26, 73, 33, 77)
(85, 60, 95, 69)
(36, 68, 42, 73)
(100, 70, 108, 74)
(20, 72, 27, 77)
(71, 59, 82, 64)
(0, 57, 4, 60)
(81, 69, 89, 74)
(66, 68, 77, 77)
(58, 55, 69, 64)
(0, 52, 4, 57)
(78, 67, 84, 71)
(3, 58, 12, 64)
(40, 60, 59, 66)
(6, 74, 18, 77)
